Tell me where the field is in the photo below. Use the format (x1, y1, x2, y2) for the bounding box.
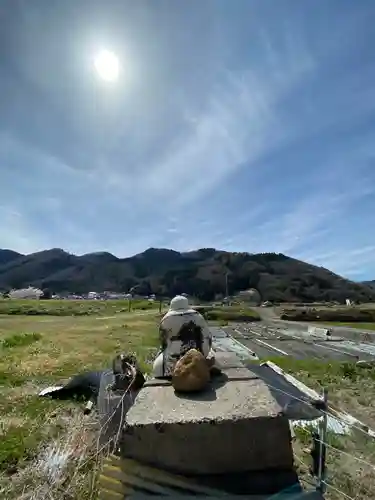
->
(0, 298, 159, 316)
(280, 306, 375, 323)
(199, 305, 260, 324)
(267, 357, 375, 500)
(1, 299, 375, 499)
(322, 322, 375, 331)
(0, 299, 162, 499)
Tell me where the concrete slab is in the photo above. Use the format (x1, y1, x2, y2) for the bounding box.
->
(121, 364, 294, 475)
(307, 326, 329, 337)
(214, 350, 248, 368)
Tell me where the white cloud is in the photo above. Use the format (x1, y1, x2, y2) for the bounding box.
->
(0, 207, 44, 253)
(2, 2, 375, 283)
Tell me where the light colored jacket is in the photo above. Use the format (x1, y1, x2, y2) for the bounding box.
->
(153, 296, 213, 378)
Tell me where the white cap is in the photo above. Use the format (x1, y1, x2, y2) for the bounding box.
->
(164, 295, 196, 317)
(170, 295, 189, 311)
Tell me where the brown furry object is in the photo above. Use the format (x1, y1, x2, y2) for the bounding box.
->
(172, 349, 210, 393)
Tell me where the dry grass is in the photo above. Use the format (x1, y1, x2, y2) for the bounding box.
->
(0, 301, 162, 499)
(268, 357, 375, 499)
(3, 299, 375, 499)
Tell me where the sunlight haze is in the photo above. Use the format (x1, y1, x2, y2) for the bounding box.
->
(1, 0, 375, 280)
(94, 49, 120, 82)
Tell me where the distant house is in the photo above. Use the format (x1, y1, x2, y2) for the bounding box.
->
(238, 288, 261, 306)
(9, 287, 43, 299)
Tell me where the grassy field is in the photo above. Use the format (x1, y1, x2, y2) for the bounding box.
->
(280, 305, 375, 323)
(322, 322, 375, 331)
(0, 300, 161, 499)
(1, 299, 375, 499)
(0, 298, 160, 316)
(197, 305, 260, 324)
(266, 357, 375, 500)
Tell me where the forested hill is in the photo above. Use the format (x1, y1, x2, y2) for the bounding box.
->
(0, 247, 374, 303)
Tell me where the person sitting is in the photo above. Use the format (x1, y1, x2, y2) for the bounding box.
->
(152, 295, 215, 378)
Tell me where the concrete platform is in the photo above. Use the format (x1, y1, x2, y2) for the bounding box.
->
(121, 352, 294, 476)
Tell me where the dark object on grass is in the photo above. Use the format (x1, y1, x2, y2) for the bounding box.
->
(39, 353, 145, 403)
(112, 353, 145, 392)
(39, 370, 103, 401)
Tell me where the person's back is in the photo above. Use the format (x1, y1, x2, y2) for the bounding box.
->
(153, 296, 213, 378)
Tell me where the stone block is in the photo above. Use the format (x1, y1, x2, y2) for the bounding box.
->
(121, 363, 294, 475)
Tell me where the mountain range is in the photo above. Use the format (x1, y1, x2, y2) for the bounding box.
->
(0, 247, 374, 303)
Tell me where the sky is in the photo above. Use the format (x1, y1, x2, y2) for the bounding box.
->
(1, 0, 375, 280)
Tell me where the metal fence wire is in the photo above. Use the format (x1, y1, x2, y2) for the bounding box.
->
(97, 369, 135, 453)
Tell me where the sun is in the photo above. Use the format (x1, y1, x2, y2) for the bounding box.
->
(94, 50, 119, 82)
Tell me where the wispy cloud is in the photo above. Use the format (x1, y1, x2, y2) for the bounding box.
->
(1, 1, 375, 279)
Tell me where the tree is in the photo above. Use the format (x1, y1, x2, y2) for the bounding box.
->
(41, 288, 52, 300)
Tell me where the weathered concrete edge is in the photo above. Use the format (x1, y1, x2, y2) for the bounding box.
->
(263, 360, 375, 438)
(217, 332, 259, 360)
(262, 361, 320, 400)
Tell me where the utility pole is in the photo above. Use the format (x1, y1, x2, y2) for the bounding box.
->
(128, 285, 138, 312)
(225, 272, 229, 298)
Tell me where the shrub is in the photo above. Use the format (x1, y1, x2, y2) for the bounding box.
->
(280, 307, 375, 323)
(1, 332, 42, 349)
(201, 307, 260, 323)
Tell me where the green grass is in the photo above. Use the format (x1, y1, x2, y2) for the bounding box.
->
(322, 322, 375, 331)
(2, 299, 374, 499)
(1, 332, 42, 349)
(0, 302, 162, 499)
(0, 298, 159, 316)
(280, 306, 375, 323)
(200, 306, 260, 323)
(263, 357, 375, 499)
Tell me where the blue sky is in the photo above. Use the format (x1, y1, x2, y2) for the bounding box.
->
(1, 0, 375, 280)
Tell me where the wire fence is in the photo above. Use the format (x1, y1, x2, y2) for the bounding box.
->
(2, 347, 375, 500)
(259, 373, 375, 499)
(89, 361, 375, 499)
(0, 369, 140, 500)
(63, 364, 375, 499)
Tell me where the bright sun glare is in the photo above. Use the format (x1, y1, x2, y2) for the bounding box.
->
(94, 50, 119, 82)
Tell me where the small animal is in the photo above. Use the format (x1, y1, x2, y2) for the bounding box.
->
(39, 353, 145, 402)
(38, 370, 104, 401)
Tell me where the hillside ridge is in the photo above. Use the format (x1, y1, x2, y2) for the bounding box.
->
(0, 247, 374, 302)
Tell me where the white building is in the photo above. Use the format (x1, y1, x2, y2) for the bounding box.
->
(9, 287, 44, 299)
(238, 288, 261, 306)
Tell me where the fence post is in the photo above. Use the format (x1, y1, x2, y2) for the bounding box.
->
(317, 387, 328, 494)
